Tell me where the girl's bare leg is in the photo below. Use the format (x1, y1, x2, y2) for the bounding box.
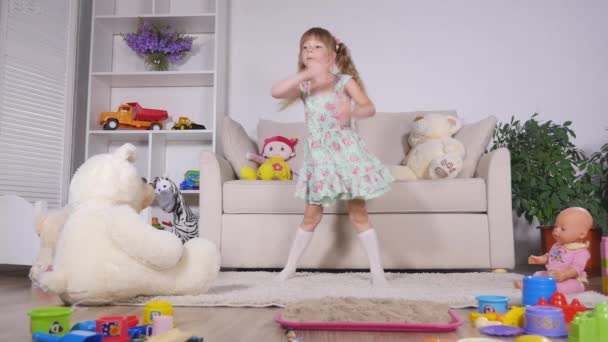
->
(276, 204, 323, 281)
(349, 199, 387, 285)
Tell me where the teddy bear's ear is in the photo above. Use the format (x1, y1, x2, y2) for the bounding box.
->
(114, 143, 137, 163)
(447, 116, 462, 133)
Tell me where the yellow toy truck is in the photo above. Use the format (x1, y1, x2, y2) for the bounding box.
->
(99, 102, 168, 130)
(172, 116, 206, 130)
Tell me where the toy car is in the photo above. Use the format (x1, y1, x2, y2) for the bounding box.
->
(180, 170, 200, 190)
(172, 116, 206, 130)
(99, 102, 168, 130)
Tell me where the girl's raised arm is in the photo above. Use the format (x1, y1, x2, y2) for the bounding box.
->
(271, 72, 308, 99)
(345, 79, 375, 118)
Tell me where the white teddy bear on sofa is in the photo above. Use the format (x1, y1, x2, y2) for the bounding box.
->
(390, 113, 466, 181)
(35, 143, 220, 304)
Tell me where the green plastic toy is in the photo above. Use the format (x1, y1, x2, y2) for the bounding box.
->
(28, 307, 74, 337)
(568, 301, 608, 342)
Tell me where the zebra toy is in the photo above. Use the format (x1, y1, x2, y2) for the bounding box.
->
(151, 176, 198, 243)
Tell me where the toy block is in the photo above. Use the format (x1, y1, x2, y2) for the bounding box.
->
(95, 316, 138, 342)
(568, 302, 608, 342)
(534, 291, 587, 323)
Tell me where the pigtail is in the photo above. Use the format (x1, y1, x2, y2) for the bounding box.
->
(335, 42, 366, 95)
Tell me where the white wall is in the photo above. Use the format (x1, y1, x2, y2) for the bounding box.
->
(227, 0, 608, 265)
(227, 0, 608, 153)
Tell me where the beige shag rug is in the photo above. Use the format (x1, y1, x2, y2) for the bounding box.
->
(282, 298, 452, 324)
(116, 271, 608, 308)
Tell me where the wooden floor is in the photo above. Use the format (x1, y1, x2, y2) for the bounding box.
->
(0, 266, 598, 341)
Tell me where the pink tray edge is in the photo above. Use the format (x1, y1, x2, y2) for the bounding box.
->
(275, 309, 464, 332)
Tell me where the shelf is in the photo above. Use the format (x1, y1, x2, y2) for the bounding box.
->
(91, 71, 214, 87)
(89, 130, 150, 141)
(86, 0, 225, 188)
(94, 14, 216, 34)
(153, 129, 213, 141)
(181, 190, 199, 194)
(89, 129, 214, 141)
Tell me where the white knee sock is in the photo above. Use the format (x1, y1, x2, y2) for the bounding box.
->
(358, 228, 387, 285)
(276, 227, 313, 281)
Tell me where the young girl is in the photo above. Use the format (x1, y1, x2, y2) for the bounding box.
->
(271, 27, 394, 284)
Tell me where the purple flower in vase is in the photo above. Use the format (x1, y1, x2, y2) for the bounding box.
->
(122, 18, 195, 71)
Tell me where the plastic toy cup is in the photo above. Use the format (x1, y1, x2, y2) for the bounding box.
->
(475, 295, 510, 313)
(524, 306, 568, 337)
(151, 315, 174, 336)
(143, 301, 173, 325)
(28, 307, 74, 337)
(522, 276, 557, 307)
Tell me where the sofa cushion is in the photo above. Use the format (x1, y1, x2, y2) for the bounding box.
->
(223, 178, 487, 214)
(354, 111, 458, 165)
(454, 116, 497, 178)
(257, 119, 308, 173)
(221, 116, 259, 179)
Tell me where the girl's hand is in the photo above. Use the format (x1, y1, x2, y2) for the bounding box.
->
(333, 94, 352, 123)
(302, 60, 332, 82)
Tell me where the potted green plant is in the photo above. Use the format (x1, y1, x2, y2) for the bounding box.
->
(491, 114, 607, 275)
(589, 140, 608, 227)
(590, 139, 608, 293)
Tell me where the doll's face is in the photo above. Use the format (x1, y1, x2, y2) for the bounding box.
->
(301, 38, 335, 68)
(262, 141, 294, 160)
(552, 207, 593, 244)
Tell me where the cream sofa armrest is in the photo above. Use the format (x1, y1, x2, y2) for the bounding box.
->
(199, 151, 235, 250)
(475, 148, 515, 268)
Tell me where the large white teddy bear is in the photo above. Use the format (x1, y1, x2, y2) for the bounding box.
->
(36, 143, 220, 304)
(390, 113, 466, 181)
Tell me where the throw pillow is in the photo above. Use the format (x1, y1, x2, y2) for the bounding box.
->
(454, 115, 498, 178)
(221, 116, 258, 179)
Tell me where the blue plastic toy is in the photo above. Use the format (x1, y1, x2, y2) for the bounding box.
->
(70, 320, 96, 332)
(32, 331, 102, 342)
(476, 295, 510, 313)
(523, 306, 567, 337)
(128, 325, 153, 339)
(522, 276, 557, 306)
(179, 170, 200, 190)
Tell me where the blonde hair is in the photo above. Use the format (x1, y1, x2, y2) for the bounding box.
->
(280, 27, 366, 110)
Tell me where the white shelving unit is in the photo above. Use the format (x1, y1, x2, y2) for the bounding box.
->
(85, 0, 227, 222)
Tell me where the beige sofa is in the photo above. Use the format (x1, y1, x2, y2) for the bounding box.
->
(199, 111, 515, 270)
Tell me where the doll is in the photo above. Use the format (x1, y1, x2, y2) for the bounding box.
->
(514, 207, 594, 294)
(240, 136, 299, 180)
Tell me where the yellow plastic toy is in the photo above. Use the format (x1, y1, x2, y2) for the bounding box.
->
(514, 335, 553, 342)
(143, 301, 173, 325)
(468, 312, 499, 322)
(500, 306, 526, 327)
(240, 157, 291, 181)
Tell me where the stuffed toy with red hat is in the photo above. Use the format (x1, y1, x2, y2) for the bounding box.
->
(240, 135, 298, 180)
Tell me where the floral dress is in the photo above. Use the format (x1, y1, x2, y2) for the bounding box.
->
(295, 74, 394, 206)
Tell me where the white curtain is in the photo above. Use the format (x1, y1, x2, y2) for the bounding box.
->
(0, 0, 78, 208)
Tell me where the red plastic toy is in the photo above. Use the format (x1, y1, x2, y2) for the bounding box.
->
(535, 291, 586, 323)
(95, 316, 138, 342)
